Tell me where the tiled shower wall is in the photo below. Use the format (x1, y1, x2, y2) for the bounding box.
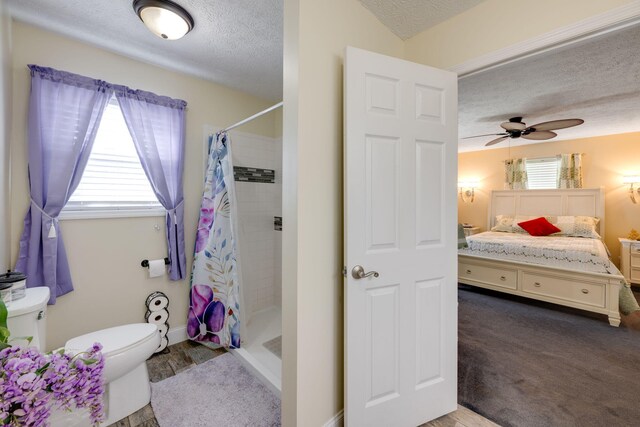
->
(230, 131, 282, 318)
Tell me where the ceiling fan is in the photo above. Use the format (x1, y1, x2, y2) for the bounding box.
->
(463, 117, 585, 146)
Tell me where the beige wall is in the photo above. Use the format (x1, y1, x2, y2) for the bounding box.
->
(282, 0, 404, 425)
(0, 0, 11, 271)
(10, 21, 278, 350)
(458, 132, 640, 267)
(404, 0, 634, 69)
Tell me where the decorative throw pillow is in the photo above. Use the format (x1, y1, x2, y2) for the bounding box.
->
(512, 215, 537, 233)
(491, 215, 515, 233)
(491, 215, 537, 233)
(517, 217, 561, 236)
(551, 216, 601, 238)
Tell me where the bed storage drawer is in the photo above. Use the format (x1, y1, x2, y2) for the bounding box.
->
(521, 272, 605, 308)
(459, 263, 517, 290)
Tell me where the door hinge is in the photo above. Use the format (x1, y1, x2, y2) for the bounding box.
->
(342, 266, 347, 277)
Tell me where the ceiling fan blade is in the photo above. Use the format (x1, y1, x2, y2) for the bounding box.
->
(521, 130, 557, 140)
(528, 118, 584, 131)
(462, 133, 508, 139)
(485, 136, 509, 146)
(501, 121, 526, 131)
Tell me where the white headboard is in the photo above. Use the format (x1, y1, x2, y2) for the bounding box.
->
(489, 188, 606, 239)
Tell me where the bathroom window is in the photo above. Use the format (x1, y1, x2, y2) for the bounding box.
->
(61, 97, 163, 219)
(525, 156, 560, 189)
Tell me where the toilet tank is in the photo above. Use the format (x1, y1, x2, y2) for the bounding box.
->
(6, 287, 50, 350)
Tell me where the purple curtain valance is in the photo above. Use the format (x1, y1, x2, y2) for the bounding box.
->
(28, 64, 188, 107)
(113, 85, 187, 110)
(28, 65, 112, 93)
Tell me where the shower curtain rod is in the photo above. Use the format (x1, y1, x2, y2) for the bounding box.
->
(219, 101, 283, 133)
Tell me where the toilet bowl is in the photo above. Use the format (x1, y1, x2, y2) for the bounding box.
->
(6, 288, 161, 426)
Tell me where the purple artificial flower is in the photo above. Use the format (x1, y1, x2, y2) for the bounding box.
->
(0, 342, 105, 427)
(187, 284, 226, 344)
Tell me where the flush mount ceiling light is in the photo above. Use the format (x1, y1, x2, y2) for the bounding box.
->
(133, 0, 194, 40)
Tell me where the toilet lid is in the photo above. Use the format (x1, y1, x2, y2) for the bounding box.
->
(65, 323, 158, 356)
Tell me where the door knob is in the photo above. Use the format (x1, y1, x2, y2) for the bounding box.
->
(351, 265, 379, 279)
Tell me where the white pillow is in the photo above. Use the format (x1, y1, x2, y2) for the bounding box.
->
(491, 215, 515, 233)
(546, 216, 601, 239)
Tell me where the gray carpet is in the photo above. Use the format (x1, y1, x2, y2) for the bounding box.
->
(459, 285, 640, 427)
(151, 353, 280, 427)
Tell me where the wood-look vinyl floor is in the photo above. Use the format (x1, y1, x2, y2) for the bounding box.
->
(109, 340, 497, 427)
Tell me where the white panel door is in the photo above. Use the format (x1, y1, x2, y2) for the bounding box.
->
(344, 46, 458, 427)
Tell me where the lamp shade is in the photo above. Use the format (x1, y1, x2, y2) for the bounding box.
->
(133, 0, 194, 40)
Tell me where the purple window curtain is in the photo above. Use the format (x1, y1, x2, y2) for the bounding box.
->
(114, 87, 187, 280)
(16, 65, 112, 303)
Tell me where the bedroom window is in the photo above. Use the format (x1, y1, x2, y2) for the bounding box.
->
(525, 157, 560, 189)
(61, 97, 163, 219)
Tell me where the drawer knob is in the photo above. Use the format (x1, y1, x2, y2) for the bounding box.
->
(500, 276, 506, 281)
(466, 269, 471, 274)
(534, 282, 541, 287)
(581, 289, 589, 294)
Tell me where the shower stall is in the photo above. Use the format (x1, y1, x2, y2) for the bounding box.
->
(227, 128, 283, 394)
(190, 105, 283, 394)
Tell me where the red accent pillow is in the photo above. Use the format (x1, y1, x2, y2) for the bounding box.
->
(517, 217, 561, 236)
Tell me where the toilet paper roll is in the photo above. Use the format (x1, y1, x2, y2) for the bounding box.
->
(146, 292, 169, 311)
(156, 323, 169, 338)
(145, 308, 169, 325)
(148, 259, 167, 278)
(156, 336, 168, 353)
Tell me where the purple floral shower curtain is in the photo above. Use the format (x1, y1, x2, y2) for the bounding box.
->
(115, 87, 187, 280)
(188, 133, 241, 348)
(16, 65, 112, 303)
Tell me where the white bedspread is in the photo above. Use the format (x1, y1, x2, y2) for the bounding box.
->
(459, 231, 616, 274)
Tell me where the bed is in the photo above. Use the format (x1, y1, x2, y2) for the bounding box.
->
(458, 188, 625, 326)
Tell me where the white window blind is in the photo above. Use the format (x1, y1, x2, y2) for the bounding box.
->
(64, 97, 162, 214)
(525, 157, 559, 189)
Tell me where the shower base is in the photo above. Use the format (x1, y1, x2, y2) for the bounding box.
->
(231, 305, 282, 396)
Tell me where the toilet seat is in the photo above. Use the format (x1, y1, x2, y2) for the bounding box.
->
(65, 323, 159, 357)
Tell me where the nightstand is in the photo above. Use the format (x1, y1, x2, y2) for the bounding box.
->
(463, 227, 481, 237)
(619, 238, 640, 285)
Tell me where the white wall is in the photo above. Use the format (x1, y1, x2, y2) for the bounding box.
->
(9, 21, 278, 350)
(0, 0, 11, 272)
(282, 0, 404, 425)
(232, 131, 282, 318)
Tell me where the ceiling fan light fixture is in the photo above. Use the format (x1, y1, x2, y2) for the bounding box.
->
(133, 0, 194, 40)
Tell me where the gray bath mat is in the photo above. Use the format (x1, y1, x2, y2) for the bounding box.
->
(262, 335, 282, 359)
(151, 353, 280, 426)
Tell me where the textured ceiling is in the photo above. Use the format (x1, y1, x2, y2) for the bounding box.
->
(358, 0, 485, 40)
(7, 0, 283, 101)
(459, 23, 640, 152)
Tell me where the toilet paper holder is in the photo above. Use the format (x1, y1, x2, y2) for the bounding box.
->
(141, 258, 170, 268)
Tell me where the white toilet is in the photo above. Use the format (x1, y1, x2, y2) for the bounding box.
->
(6, 287, 161, 426)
